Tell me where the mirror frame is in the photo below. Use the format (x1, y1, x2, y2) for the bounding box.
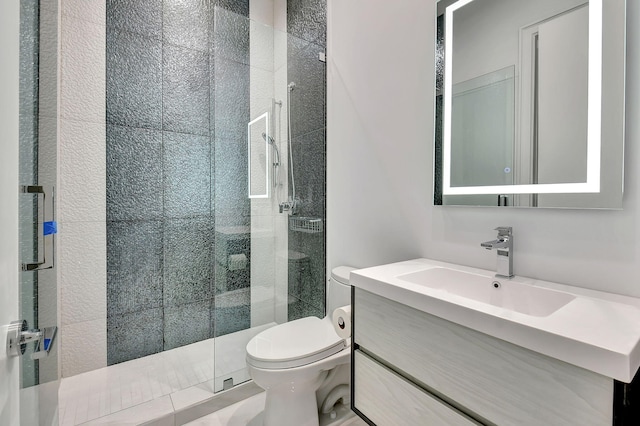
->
(435, 0, 626, 207)
(248, 111, 270, 199)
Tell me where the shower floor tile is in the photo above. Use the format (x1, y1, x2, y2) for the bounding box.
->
(57, 323, 274, 425)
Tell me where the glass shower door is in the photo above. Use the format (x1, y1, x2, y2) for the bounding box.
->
(211, 2, 328, 392)
(211, 8, 286, 393)
(17, 0, 59, 423)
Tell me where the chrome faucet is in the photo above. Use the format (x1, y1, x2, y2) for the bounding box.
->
(481, 226, 513, 278)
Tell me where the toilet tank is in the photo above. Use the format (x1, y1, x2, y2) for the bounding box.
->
(327, 266, 356, 313)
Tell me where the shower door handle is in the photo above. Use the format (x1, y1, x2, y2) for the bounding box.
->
(6, 320, 58, 359)
(20, 185, 56, 271)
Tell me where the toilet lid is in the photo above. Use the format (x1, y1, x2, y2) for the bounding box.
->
(246, 317, 346, 369)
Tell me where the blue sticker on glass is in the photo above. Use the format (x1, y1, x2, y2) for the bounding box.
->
(44, 221, 57, 236)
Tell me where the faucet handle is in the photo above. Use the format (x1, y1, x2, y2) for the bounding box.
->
(494, 226, 512, 236)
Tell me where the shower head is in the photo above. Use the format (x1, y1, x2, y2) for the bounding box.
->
(262, 132, 275, 144)
(287, 82, 296, 92)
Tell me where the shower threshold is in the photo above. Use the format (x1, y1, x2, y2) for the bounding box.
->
(56, 323, 274, 425)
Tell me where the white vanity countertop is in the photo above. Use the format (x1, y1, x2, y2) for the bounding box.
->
(350, 258, 640, 383)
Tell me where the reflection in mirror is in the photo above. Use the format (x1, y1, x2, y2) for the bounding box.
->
(450, 66, 515, 188)
(434, 0, 625, 208)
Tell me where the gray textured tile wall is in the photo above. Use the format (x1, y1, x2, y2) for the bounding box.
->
(106, 0, 251, 365)
(106, 125, 163, 221)
(107, 308, 164, 365)
(286, 0, 327, 321)
(163, 132, 211, 217)
(106, 30, 162, 129)
(107, 220, 163, 317)
(162, 45, 210, 136)
(434, 15, 444, 205)
(216, 0, 249, 17)
(287, 0, 326, 47)
(163, 0, 210, 52)
(214, 289, 250, 336)
(106, 0, 163, 40)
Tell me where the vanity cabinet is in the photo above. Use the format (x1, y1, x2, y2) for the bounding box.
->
(351, 288, 617, 426)
(354, 350, 478, 425)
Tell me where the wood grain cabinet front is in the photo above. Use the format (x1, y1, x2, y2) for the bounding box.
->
(352, 288, 614, 426)
(353, 350, 480, 426)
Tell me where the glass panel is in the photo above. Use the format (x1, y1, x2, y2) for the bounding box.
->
(18, 0, 59, 423)
(284, 29, 327, 322)
(19, 0, 40, 390)
(211, 4, 328, 391)
(212, 5, 255, 392)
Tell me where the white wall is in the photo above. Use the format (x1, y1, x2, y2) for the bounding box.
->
(327, 0, 640, 298)
(327, 0, 432, 270)
(0, 0, 21, 423)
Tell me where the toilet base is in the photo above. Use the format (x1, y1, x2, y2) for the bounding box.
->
(262, 383, 322, 426)
(248, 349, 351, 426)
(319, 402, 356, 426)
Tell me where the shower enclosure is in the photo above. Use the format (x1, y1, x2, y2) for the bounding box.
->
(104, 0, 327, 394)
(11, 0, 327, 424)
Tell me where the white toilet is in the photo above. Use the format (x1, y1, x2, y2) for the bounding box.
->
(246, 266, 355, 426)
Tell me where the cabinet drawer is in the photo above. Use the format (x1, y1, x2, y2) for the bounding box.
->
(354, 288, 612, 426)
(354, 350, 479, 426)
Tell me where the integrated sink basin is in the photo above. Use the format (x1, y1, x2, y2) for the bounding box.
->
(349, 258, 640, 382)
(397, 267, 576, 317)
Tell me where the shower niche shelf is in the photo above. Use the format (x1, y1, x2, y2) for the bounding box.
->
(289, 217, 323, 234)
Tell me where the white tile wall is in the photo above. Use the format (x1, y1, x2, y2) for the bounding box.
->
(250, 67, 276, 114)
(249, 0, 274, 27)
(60, 0, 106, 26)
(59, 221, 106, 326)
(59, 15, 105, 124)
(59, 1, 107, 377)
(275, 215, 289, 324)
(58, 119, 106, 223)
(60, 318, 107, 378)
(249, 217, 276, 327)
(250, 20, 276, 72)
(274, 0, 287, 33)
(273, 28, 287, 72)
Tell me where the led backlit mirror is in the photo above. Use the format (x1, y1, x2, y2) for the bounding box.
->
(434, 0, 626, 208)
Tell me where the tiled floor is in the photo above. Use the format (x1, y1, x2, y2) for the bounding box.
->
(58, 324, 273, 425)
(185, 393, 368, 426)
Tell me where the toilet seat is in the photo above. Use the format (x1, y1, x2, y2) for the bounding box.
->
(246, 317, 346, 370)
